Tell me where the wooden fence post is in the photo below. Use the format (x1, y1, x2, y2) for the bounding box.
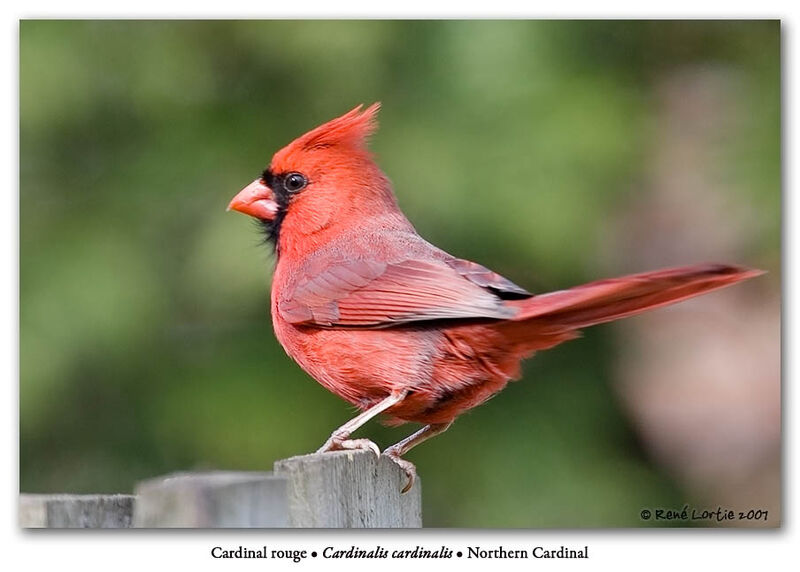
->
(20, 450, 423, 528)
(274, 450, 422, 528)
(19, 494, 135, 528)
(133, 471, 288, 527)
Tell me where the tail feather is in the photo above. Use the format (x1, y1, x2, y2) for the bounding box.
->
(509, 263, 763, 330)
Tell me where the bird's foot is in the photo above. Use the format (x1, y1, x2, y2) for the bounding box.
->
(383, 447, 417, 494)
(316, 431, 380, 458)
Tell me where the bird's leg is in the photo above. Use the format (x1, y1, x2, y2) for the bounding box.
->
(316, 390, 408, 457)
(383, 421, 453, 494)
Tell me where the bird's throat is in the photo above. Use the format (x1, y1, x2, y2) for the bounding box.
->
(257, 169, 292, 253)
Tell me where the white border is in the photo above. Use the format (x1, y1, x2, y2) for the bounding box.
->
(3, 3, 792, 571)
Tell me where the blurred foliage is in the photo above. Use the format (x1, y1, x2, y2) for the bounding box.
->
(20, 20, 779, 526)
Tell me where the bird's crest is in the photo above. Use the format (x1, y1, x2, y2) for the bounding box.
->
(293, 103, 380, 151)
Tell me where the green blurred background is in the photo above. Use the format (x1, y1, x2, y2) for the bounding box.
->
(20, 20, 780, 527)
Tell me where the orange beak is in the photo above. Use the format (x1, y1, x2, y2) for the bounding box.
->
(227, 178, 279, 220)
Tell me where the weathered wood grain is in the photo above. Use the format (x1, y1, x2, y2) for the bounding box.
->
(21, 451, 423, 528)
(274, 450, 422, 528)
(19, 494, 135, 528)
(133, 471, 288, 528)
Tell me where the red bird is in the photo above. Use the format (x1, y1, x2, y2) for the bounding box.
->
(228, 104, 761, 492)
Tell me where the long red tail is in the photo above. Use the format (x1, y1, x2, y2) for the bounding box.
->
(509, 263, 763, 330)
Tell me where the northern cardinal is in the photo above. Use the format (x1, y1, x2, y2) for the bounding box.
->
(228, 104, 761, 492)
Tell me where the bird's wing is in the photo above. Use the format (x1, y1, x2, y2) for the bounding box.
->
(278, 258, 522, 327)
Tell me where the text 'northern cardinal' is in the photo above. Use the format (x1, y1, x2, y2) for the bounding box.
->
(228, 104, 761, 492)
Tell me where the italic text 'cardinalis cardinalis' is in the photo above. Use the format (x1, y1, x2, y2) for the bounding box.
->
(228, 104, 761, 492)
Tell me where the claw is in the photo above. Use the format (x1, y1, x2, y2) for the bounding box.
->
(317, 435, 381, 458)
(339, 438, 381, 458)
(384, 451, 417, 494)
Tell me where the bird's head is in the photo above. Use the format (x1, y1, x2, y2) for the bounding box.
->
(228, 103, 399, 252)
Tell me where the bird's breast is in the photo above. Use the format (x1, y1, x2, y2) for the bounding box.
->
(271, 310, 439, 408)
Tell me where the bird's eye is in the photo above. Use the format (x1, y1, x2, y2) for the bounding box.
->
(284, 172, 307, 193)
